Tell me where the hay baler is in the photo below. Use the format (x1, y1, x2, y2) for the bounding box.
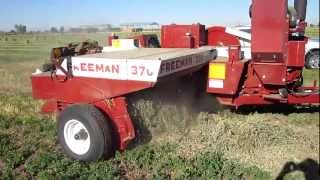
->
(31, 0, 319, 161)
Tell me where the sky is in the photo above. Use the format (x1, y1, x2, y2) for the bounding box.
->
(0, 0, 319, 31)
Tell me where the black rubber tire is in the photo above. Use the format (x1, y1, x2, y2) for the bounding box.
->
(305, 50, 320, 69)
(57, 104, 113, 162)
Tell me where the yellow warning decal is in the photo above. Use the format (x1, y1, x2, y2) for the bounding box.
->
(209, 63, 226, 80)
(112, 39, 121, 48)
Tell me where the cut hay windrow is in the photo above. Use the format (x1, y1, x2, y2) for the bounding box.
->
(127, 74, 220, 141)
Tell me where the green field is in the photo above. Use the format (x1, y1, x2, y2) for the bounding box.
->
(0, 32, 319, 179)
(306, 27, 320, 38)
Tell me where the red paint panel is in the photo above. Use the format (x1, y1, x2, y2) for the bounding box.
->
(234, 95, 275, 107)
(216, 95, 278, 107)
(130, 35, 147, 48)
(95, 97, 135, 150)
(287, 41, 306, 67)
(134, 35, 147, 48)
(253, 63, 286, 85)
(31, 74, 155, 103)
(161, 24, 206, 48)
(288, 94, 320, 104)
(207, 61, 246, 95)
(216, 96, 234, 106)
(207, 26, 240, 46)
(251, 0, 288, 53)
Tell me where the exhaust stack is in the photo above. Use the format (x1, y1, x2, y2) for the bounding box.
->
(294, 0, 307, 21)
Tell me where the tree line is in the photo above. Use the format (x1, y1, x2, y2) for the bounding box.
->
(6, 25, 121, 34)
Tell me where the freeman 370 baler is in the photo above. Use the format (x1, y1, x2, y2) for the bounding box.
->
(31, 0, 319, 161)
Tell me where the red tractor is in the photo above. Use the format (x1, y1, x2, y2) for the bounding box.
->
(31, 0, 318, 161)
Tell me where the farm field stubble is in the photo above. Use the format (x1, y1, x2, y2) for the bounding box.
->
(0, 31, 319, 179)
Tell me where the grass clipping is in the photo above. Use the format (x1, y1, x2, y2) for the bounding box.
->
(127, 74, 220, 142)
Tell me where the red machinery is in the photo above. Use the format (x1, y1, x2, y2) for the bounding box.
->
(131, 34, 160, 48)
(207, 0, 319, 107)
(108, 34, 160, 48)
(207, 26, 241, 47)
(161, 24, 206, 48)
(31, 0, 318, 161)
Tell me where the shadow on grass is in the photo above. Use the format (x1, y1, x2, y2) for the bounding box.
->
(234, 105, 320, 115)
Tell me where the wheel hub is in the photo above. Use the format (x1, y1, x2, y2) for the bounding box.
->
(74, 129, 88, 140)
(64, 119, 91, 155)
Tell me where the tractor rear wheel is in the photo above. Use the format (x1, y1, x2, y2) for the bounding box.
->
(57, 104, 113, 162)
(305, 50, 320, 69)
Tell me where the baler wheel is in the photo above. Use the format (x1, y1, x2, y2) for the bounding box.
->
(57, 104, 113, 162)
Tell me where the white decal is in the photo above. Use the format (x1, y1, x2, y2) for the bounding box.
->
(159, 51, 213, 77)
(56, 49, 214, 82)
(72, 57, 127, 80)
(57, 57, 161, 82)
(127, 60, 160, 82)
(209, 79, 224, 88)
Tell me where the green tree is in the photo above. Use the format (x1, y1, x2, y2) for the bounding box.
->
(14, 24, 27, 33)
(50, 27, 58, 33)
(59, 26, 65, 33)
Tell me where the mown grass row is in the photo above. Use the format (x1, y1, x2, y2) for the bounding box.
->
(0, 94, 271, 179)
